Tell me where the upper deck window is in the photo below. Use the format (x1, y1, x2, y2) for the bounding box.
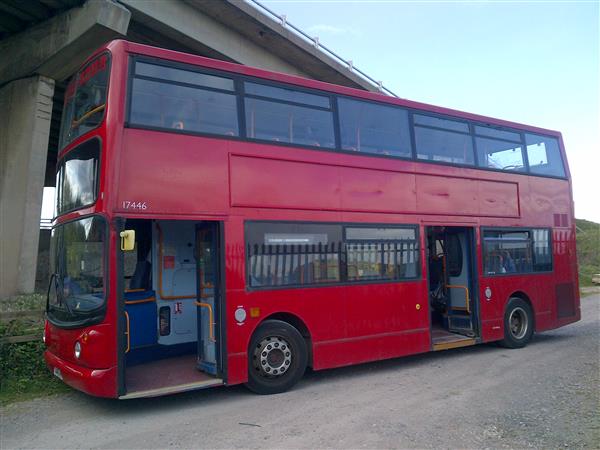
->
(136, 62, 234, 91)
(245, 82, 329, 108)
(525, 134, 566, 177)
(59, 53, 110, 149)
(475, 125, 525, 172)
(129, 60, 239, 136)
(124, 55, 568, 180)
(244, 82, 335, 148)
(56, 138, 100, 215)
(414, 114, 474, 165)
(338, 98, 411, 158)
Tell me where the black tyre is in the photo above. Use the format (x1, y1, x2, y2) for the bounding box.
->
(499, 297, 534, 348)
(246, 320, 307, 395)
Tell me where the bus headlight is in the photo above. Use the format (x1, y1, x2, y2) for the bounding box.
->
(74, 341, 82, 359)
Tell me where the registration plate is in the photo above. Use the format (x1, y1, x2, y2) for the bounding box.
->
(53, 367, 63, 380)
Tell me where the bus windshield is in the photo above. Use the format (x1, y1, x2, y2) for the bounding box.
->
(47, 216, 106, 325)
(59, 53, 110, 149)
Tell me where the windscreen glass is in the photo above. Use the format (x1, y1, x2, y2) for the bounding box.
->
(47, 216, 106, 324)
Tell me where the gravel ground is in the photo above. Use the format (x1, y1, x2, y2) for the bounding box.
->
(2, 294, 598, 449)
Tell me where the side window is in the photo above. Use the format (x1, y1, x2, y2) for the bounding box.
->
(246, 222, 420, 288)
(414, 114, 475, 165)
(525, 134, 566, 177)
(244, 82, 335, 148)
(246, 222, 342, 287)
(345, 227, 419, 281)
(129, 61, 239, 136)
(532, 229, 552, 271)
(483, 230, 533, 275)
(475, 125, 525, 172)
(338, 98, 412, 158)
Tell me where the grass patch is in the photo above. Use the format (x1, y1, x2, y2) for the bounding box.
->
(0, 294, 70, 406)
(0, 338, 70, 406)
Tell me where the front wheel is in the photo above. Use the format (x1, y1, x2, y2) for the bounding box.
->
(246, 320, 307, 395)
(499, 297, 534, 348)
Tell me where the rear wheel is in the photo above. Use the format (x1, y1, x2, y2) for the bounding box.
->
(246, 320, 307, 395)
(499, 297, 533, 348)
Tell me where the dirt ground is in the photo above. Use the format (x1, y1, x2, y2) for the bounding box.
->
(2, 294, 599, 449)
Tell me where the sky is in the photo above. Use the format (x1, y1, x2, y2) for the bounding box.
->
(261, 0, 599, 222)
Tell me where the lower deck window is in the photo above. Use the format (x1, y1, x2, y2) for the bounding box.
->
(246, 222, 419, 288)
(483, 228, 552, 275)
(345, 227, 418, 281)
(247, 223, 341, 287)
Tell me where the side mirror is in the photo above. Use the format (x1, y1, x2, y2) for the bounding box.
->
(120, 230, 135, 251)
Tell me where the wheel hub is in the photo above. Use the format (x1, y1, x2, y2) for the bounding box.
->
(509, 307, 528, 339)
(253, 336, 292, 378)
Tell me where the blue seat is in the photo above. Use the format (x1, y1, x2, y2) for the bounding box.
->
(125, 290, 157, 349)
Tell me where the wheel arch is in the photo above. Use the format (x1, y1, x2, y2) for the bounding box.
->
(258, 312, 313, 368)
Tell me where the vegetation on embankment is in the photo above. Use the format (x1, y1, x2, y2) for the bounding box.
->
(0, 294, 69, 406)
(576, 218, 600, 286)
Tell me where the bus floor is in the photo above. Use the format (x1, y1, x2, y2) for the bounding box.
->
(123, 354, 223, 399)
(431, 323, 476, 351)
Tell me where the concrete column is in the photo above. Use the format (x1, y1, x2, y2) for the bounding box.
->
(0, 75, 55, 299)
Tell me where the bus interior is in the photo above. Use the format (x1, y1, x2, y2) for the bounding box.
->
(121, 219, 223, 398)
(426, 226, 479, 351)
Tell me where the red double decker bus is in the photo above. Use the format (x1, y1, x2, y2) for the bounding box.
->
(44, 40, 580, 399)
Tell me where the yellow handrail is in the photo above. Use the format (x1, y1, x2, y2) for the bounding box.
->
(195, 302, 216, 342)
(71, 104, 105, 127)
(124, 311, 130, 353)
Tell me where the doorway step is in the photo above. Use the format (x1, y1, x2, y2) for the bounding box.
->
(431, 326, 476, 352)
(121, 354, 223, 399)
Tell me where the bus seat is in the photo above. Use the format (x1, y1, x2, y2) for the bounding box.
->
(124, 290, 157, 349)
(130, 260, 151, 290)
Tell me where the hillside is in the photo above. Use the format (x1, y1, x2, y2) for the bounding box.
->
(576, 218, 600, 286)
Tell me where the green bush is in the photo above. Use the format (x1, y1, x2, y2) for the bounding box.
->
(0, 301, 69, 405)
(576, 219, 600, 286)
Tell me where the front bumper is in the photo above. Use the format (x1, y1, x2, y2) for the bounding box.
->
(45, 350, 118, 398)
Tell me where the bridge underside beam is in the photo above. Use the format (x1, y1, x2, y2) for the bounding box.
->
(0, 0, 131, 85)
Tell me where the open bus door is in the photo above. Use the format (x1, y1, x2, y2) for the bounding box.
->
(427, 226, 480, 351)
(196, 222, 221, 376)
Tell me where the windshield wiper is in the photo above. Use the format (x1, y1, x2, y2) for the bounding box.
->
(55, 276, 75, 316)
(46, 273, 56, 312)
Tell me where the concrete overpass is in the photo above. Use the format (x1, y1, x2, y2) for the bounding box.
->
(0, 0, 391, 299)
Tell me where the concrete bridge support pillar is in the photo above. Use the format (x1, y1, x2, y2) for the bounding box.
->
(0, 76, 55, 298)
